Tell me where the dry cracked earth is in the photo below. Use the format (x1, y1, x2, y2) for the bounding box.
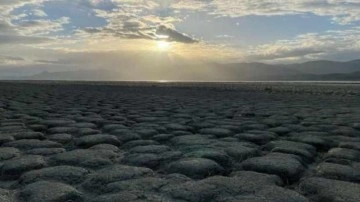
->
(0, 81, 360, 202)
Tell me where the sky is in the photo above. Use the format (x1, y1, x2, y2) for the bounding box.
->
(1, 0, 360, 77)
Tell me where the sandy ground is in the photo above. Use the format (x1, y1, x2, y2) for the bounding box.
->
(0, 81, 359, 202)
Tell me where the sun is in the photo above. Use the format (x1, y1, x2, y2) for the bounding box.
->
(157, 41, 171, 51)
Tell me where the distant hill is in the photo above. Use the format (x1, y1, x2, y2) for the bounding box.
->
(14, 59, 360, 81)
(316, 71, 360, 81)
(215, 59, 360, 80)
(217, 62, 302, 81)
(284, 60, 360, 74)
(347, 59, 360, 66)
(24, 70, 122, 81)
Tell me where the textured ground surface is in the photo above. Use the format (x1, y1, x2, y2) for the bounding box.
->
(0, 81, 360, 202)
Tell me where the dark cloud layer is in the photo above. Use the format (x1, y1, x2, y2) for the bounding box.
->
(83, 24, 197, 43)
(0, 55, 24, 61)
(156, 25, 197, 43)
(0, 34, 50, 45)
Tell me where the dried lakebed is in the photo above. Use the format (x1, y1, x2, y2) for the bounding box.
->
(0, 81, 360, 202)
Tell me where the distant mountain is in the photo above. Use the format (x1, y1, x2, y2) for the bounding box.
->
(348, 59, 360, 65)
(25, 70, 122, 81)
(316, 71, 360, 81)
(214, 59, 360, 80)
(13, 59, 360, 81)
(284, 60, 360, 74)
(217, 62, 302, 81)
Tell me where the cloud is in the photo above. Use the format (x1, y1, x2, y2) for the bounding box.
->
(0, 0, 69, 49)
(81, 12, 197, 43)
(1, 0, 360, 71)
(34, 58, 77, 65)
(15, 17, 70, 35)
(0, 20, 14, 34)
(0, 55, 25, 64)
(75, 1, 198, 43)
(244, 27, 360, 62)
(156, 25, 197, 43)
(0, 0, 68, 46)
(0, 34, 51, 45)
(0, 0, 47, 17)
(0, 18, 55, 46)
(0, 19, 52, 45)
(82, 24, 197, 43)
(78, 0, 360, 46)
(172, 0, 360, 25)
(247, 46, 324, 61)
(32, 9, 47, 17)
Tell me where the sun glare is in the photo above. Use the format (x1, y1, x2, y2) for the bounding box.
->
(157, 41, 171, 51)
